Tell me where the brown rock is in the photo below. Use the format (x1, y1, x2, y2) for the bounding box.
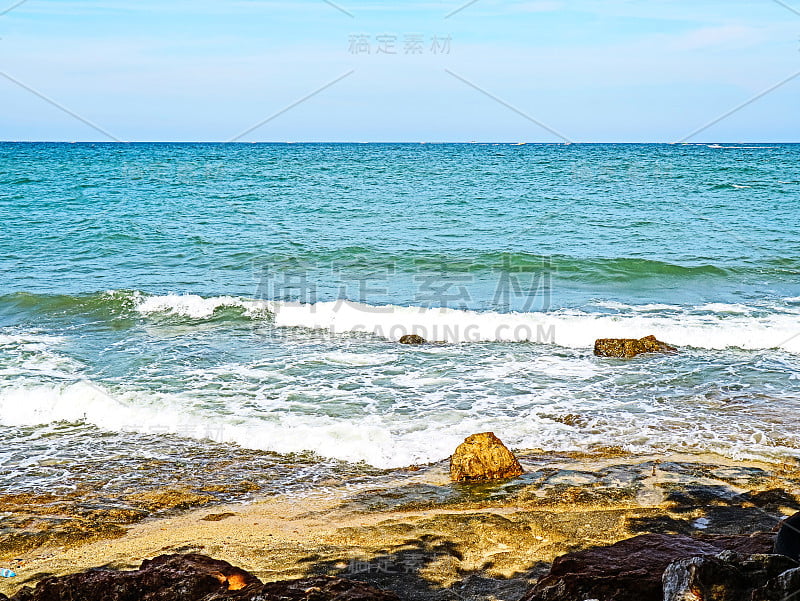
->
(449, 432, 524, 482)
(521, 533, 776, 601)
(594, 334, 677, 358)
(7, 553, 258, 601)
(702, 533, 779, 556)
(399, 334, 426, 345)
(5, 554, 399, 601)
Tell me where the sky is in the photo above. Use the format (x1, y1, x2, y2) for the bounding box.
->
(0, 0, 798, 141)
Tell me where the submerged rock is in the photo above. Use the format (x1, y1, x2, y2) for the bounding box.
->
(398, 334, 426, 345)
(521, 533, 776, 601)
(663, 550, 798, 601)
(129, 487, 215, 511)
(2, 553, 399, 601)
(449, 432, 524, 482)
(594, 334, 677, 358)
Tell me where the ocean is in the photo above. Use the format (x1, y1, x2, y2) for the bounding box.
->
(2, 142, 800, 507)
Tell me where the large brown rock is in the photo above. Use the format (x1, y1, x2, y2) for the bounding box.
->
(594, 334, 677, 358)
(4, 554, 256, 601)
(449, 432, 524, 482)
(2, 554, 399, 601)
(399, 334, 426, 345)
(521, 533, 776, 601)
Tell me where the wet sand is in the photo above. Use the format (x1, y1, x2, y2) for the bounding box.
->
(2, 451, 799, 601)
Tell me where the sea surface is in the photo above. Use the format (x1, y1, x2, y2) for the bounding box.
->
(2, 142, 800, 504)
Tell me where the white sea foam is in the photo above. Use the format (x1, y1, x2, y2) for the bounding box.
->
(1, 377, 798, 468)
(0, 327, 798, 469)
(0, 333, 66, 347)
(530, 356, 601, 379)
(694, 303, 753, 314)
(133, 293, 265, 319)
(392, 374, 457, 387)
(594, 301, 678, 312)
(265, 299, 800, 352)
(131, 294, 800, 354)
(323, 352, 398, 366)
(0, 332, 84, 379)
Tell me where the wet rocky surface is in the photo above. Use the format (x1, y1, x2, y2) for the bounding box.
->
(249, 452, 800, 600)
(3, 451, 800, 601)
(0, 433, 384, 560)
(0, 553, 400, 601)
(522, 533, 780, 601)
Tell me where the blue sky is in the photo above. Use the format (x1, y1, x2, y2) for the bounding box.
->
(0, 0, 798, 141)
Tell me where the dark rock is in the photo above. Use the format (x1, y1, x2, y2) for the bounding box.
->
(521, 533, 775, 601)
(8, 553, 257, 600)
(594, 335, 677, 358)
(5, 554, 399, 601)
(398, 334, 426, 345)
(700, 533, 777, 555)
(744, 488, 800, 511)
(752, 566, 800, 601)
(256, 575, 401, 600)
(449, 432, 524, 482)
(663, 551, 797, 601)
(774, 511, 800, 561)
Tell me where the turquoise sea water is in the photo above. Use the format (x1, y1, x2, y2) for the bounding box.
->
(2, 142, 800, 494)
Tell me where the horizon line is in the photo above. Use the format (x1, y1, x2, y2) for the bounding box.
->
(1, 140, 798, 145)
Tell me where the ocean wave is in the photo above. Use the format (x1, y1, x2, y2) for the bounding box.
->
(5, 290, 800, 353)
(249, 248, 736, 281)
(133, 293, 265, 319)
(2, 321, 799, 468)
(0, 377, 798, 468)
(125, 293, 800, 353)
(268, 300, 800, 352)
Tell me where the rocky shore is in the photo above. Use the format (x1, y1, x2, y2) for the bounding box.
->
(2, 448, 800, 600)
